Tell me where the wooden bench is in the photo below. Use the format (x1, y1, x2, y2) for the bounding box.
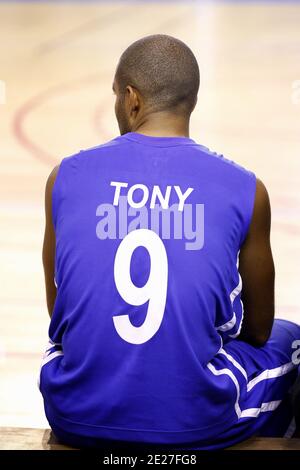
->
(0, 427, 76, 450)
(1, 427, 300, 450)
(228, 437, 300, 450)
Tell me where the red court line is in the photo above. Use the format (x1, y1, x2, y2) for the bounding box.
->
(13, 73, 110, 167)
(12, 3, 194, 168)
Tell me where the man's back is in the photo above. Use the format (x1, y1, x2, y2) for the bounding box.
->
(40, 132, 257, 444)
(41, 35, 300, 449)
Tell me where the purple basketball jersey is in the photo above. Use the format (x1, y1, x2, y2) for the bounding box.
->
(40, 132, 256, 444)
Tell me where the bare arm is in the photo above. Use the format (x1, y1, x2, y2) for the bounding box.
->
(238, 178, 275, 347)
(42, 165, 59, 318)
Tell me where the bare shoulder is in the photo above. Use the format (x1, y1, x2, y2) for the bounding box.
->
(255, 178, 270, 205)
(45, 165, 60, 217)
(45, 165, 60, 199)
(248, 177, 271, 236)
(45, 165, 60, 192)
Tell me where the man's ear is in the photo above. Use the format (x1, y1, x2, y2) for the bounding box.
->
(126, 85, 140, 114)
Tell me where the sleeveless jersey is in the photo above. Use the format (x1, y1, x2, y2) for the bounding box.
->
(40, 132, 256, 444)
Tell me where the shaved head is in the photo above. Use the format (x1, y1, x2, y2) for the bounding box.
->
(115, 34, 200, 116)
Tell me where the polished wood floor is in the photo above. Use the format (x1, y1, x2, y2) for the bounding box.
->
(0, 1, 299, 428)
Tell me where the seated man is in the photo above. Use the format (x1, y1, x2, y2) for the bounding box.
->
(41, 34, 300, 450)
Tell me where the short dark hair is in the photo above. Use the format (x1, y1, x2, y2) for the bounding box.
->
(115, 34, 200, 115)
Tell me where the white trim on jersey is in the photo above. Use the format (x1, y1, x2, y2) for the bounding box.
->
(230, 273, 242, 304)
(218, 348, 248, 380)
(207, 362, 242, 418)
(45, 339, 62, 352)
(208, 351, 297, 419)
(240, 400, 282, 418)
(246, 362, 295, 392)
(48, 338, 61, 345)
(216, 263, 244, 338)
(38, 338, 64, 390)
(216, 313, 237, 332)
(228, 298, 244, 339)
(217, 334, 224, 354)
(41, 350, 64, 367)
(217, 347, 296, 392)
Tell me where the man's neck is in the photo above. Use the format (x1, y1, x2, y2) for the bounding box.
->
(132, 111, 190, 138)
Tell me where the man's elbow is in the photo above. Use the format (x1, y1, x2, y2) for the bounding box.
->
(239, 328, 272, 348)
(247, 332, 271, 347)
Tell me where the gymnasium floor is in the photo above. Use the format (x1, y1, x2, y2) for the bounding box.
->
(0, 0, 299, 429)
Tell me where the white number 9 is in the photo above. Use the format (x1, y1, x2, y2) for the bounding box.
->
(113, 229, 168, 344)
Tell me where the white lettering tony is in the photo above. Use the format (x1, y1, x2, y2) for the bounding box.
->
(110, 181, 194, 211)
(110, 181, 128, 206)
